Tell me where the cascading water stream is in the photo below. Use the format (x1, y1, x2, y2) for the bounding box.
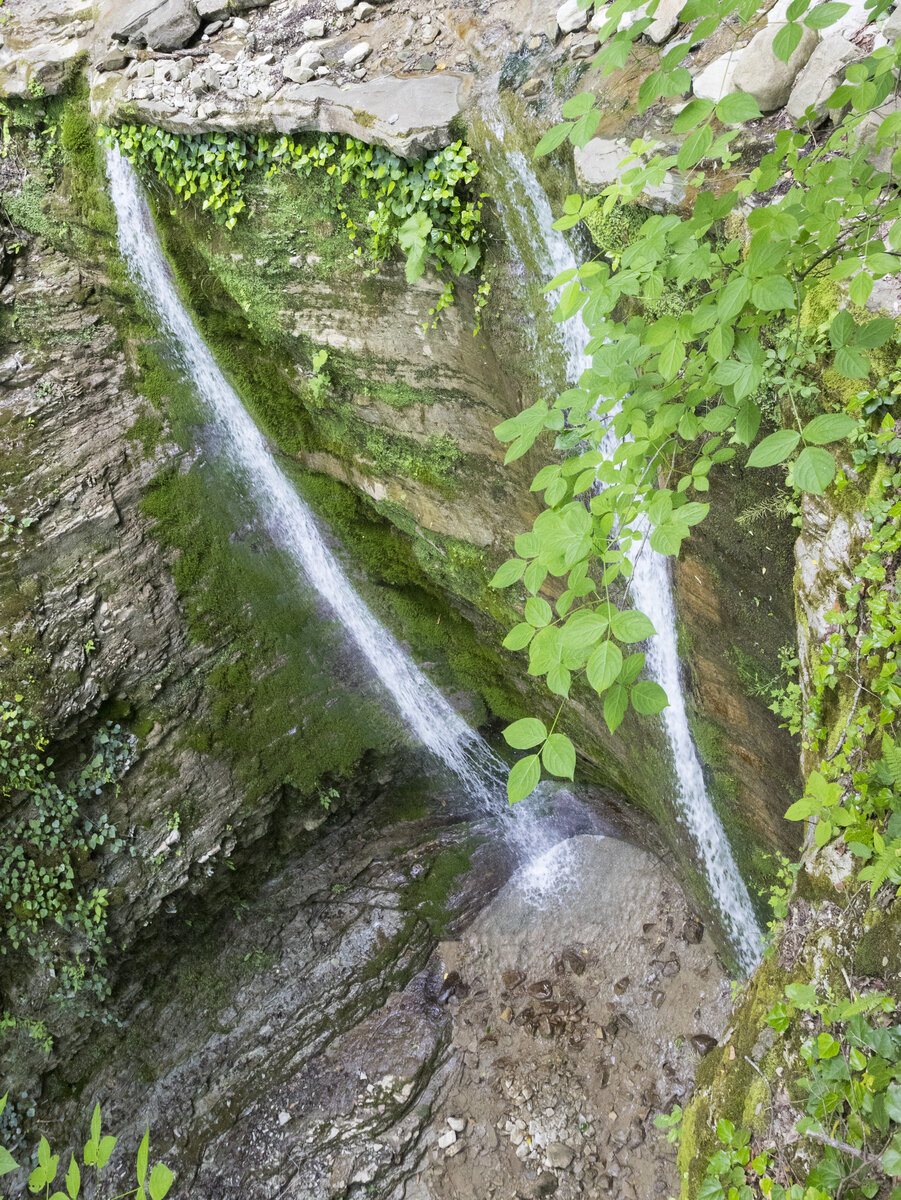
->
(104, 146, 506, 805)
(485, 115, 763, 969)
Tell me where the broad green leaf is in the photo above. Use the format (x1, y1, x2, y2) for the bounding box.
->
(849, 271, 874, 307)
(503, 623, 535, 651)
(882, 1131, 901, 1177)
(508, 753, 541, 804)
(834, 345, 870, 379)
(716, 275, 750, 321)
(618, 652, 646, 685)
(801, 413, 856, 444)
(677, 123, 714, 171)
(804, 0, 849, 25)
(611, 609, 656, 642)
(0, 1146, 18, 1178)
(561, 93, 596, 118)
(630, 680, 669, 714)
(673, 98, 715, 132)
(772, 20, 803, 61)
(715, 92, 763, 124)
(707, 324, 734, 362)
(570, 109, 603, 148)
(750, 275, 795, 311)
(547, 664, 571, 696)
(603, 683, 629, 733)
(677, 501, 710, 525)
(542, 733, 576, 780)
(525, 596, 553, 627)
(659, 340, 686, 381)
(96, 1136, 116, 1171)
(490, 559, 525, 588)
(503, 718, 548, 750)
(792, 446, 836, 494)
(829, 308, 855, 347)
(747, 429, 800, 467)
(534, 122, 573, 157)
(853, 316, 895, 347)
(149, 1162, 175, 1200)
(587, 641, 624, 694)
(735, 399, 762, 446)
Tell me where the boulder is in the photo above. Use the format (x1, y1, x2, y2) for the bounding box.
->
(196, 0, 227, 17)
(98, 49, 130, 71)
(112, 0, 200, 49)
(589, 4, 610, 31)
(646, 0, 682, 43)
(733, 21, 818, 111)
(786, 34, 861, 124)
(854, 97, 901, 172)
(0, 42, 81, 97)
(691, 50, 740, 101)
(884, 3, 901, 39)
(557, 0, 590, 34)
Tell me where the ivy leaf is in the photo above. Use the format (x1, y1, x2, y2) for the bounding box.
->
(542, 733, 576, 780)
(793, 447, 836, 494)
(747, 429, 800, 467)
(630, 680, 669, 714)
(490, 559, 525, 588)
(772, 21, 804, 62)
(587, 641, 624, 694)
(603, 683, 629, 733)
(507, 753, 541, 804)
(503, 718, 548, 750)
(801, 413, 856, 444)
(611, 609, 656, 642)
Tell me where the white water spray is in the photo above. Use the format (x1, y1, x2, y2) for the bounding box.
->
(105, 147, 505, 803)
(486, 117, 763, 968)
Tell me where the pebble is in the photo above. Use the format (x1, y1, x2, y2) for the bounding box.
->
(437, 1129, 457, 1149)
(546, 1141, 574, 1169)
(355, 1, 376, 16)
(447, 1116, 466, 1132)
(421, 24, 439, 44)
(206, 19, 223, 34)
(278, 1110, 290, 1125)
(416, 54, 435, 71)
(232, 16, 248, 31)
(303, 18, 326, 38)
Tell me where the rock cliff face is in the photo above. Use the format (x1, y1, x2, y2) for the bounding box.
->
(0, 0, 839, 1191)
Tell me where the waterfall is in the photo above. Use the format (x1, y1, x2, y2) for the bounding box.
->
(485, 117, 763, 969)
(104, 146, 505, 804)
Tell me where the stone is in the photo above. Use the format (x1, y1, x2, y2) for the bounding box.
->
(572, 39, 597, 57)
(589, 4, 610, 30)
(546, 1142, 575, 1169)
(303, 18, 326, 38)
(786, 34, 861, 125)
(343, 41, 371, 67)
(336, 0, 356, 10)
(447, 1116, 466, 1132)
(356, 1, 376, 15)
(557, 0, 590, 34)
(502, 969, 525, 990)
(206, 19, 223, 34)
(416, 53, 435, 70)
(437, 1129, 457, 1149)
(197, 0, 227, 16)
(202, 66, 220, 89)
(284, 64, 315, 83)
(137, 59, 155, 77)
(277, 1110, 290, 1125)
(528, 34, 544, 49)
(885, 4, 901, 40)
(421, 24, 439, 45)
(651, 989, 665, 1008)
(99, 50, 130, 71)
(124, 0, 201, 51)
(646, 0, 681, 43)
(171, 56, 193, 79)
(691, 51, 740, 102)
(522, 77, 544, 96)
(232, 16, 249, 31)
(733, 21, 819, 111)
(690, 1034, 718, 1055)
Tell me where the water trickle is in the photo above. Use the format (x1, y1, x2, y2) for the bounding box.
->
(485, 115, 763, 968)
(105, 147, 505, 804)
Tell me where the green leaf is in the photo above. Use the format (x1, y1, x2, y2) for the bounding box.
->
(801, 413, 856, 444)
(677, 123, 714, 171)
(853, 316, 895, 348)
(630, 680, 669, 714)
(792, 446, 836, 494)
(490, 559, 525, 588)
(603, 683, 629, 733)
(570, 109, 603, 148)
(834, 345, 870, 379)
(503, 623, 535, 651)
(611, 609, 656, 642)
(561, 93, 596, 118)
(883, 1131, 901, 1177)
(716, 275, 750, 321)
(137, 1131, 149, 1188)
(507, 753, 541, 804)
(96, 1136, 116, 1171)
(785, 981, 818, 1009)
(750, 275, 795, 311)
(747, 429, 800, 467)
(535, 123, 575, 157)
(673, 98, 715, 133)
(715, 92, 763, 123)
(849, 272, 874, 307)
(542, 733, 576, 780)
(708, 324, 734, 362)
(829, 308, 855, 347)
(618, 652, 646, 685)
(149, 1162, 175, 1200)
(525, 596, 553, 627)
(659, 339, 686, 381)
(587, 641, 624, 694)
(503, 718, 548, 750)
(772, 20, 803, 61)
(804, 0, 849, 26)
(0, 1146, 18, 1178)
(66, 1155, 80, 1199)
